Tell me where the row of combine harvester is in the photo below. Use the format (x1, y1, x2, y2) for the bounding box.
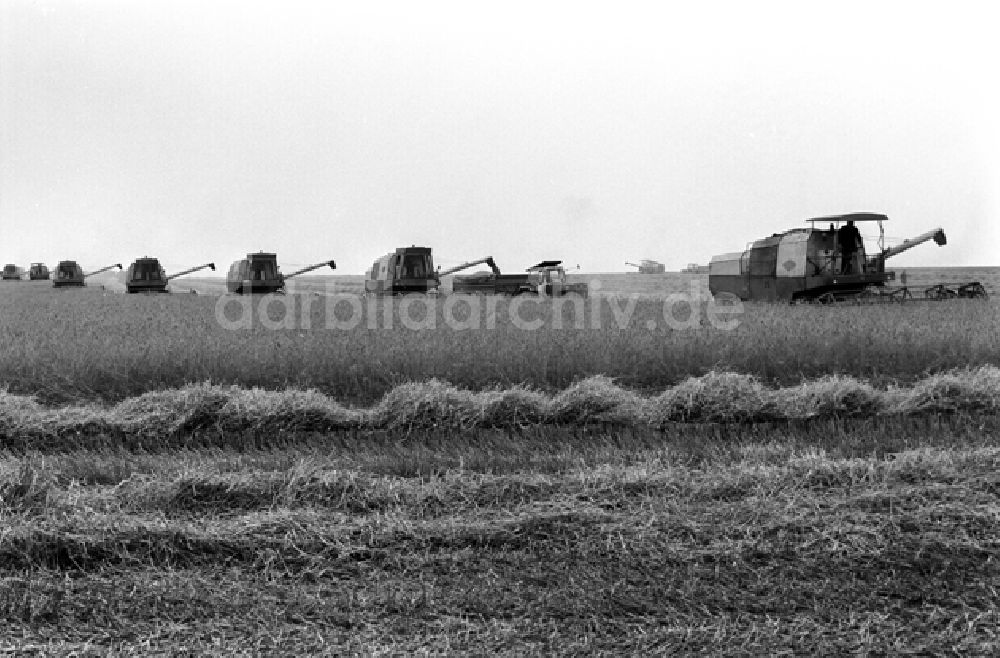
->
(10, 211, 977, 302)
(2, 261, 124, 285)
(225, 250, 586, 296)
(4, 249, 588, 297)
(0, 255, 333, 294)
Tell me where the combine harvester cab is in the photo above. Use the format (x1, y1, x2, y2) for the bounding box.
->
(708, 212, 965, 303)
(126, 257, 216, 293)
(227, 253, 335, 294)
(29, 263, 49, 280)
(2, 264, 21, 280)
(365, 247, 438, 295)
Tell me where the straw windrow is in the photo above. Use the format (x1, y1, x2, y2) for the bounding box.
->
(2, 366, 999, 440)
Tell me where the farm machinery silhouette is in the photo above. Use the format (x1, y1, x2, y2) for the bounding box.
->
(364, 247, 588, 297)
(125, 258, 216, 293)
(625, 259, 665, 274)
(226, 253, 336, 294)
(708, 212, 987, 303)
(52, 261, 122, 288)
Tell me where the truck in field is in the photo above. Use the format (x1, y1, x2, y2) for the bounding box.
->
(453, 260, 588, 297)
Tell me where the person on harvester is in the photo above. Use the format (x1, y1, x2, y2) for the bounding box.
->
(838, 220, 862, 274)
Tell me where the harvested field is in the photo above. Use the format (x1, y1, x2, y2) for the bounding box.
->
(1, 271, 998, 653)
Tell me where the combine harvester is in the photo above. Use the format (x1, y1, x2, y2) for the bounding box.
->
(125, 257, 216, 293)
(226, 252, 335, 294)
(365, 246, 440, 295)
(2, 264, 21, 280)
(452, 260, 589, 297)
(626, 259, 666, 274)
(52, 261, 121, 288)
(708, 212, 987, 303)
(29, 263, 49, 280)
(364, 250, 503, 295)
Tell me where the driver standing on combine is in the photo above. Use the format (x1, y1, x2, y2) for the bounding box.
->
(838, 220, 862, 274)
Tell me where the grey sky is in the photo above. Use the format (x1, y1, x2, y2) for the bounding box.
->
(2, 1, 997, 273)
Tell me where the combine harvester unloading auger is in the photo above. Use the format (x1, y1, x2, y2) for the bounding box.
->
(708, 212, 987, 304)
(125, 257, 216, 293)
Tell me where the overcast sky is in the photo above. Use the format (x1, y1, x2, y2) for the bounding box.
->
(2, 1, 997, 273)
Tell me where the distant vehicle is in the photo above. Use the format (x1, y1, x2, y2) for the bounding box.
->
(125, 257, 216, 293)
(226, 253, 335, 294)
(626, 259, 665, 274)
(708, 212, 949, 302)
(52, 261, 121, 288)
(52, 261, 85, 287)
(2, 264, 21, 280)
(29, 263, 49, 280)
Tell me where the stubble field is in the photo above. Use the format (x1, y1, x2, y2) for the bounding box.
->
(1, 268, 998, 654)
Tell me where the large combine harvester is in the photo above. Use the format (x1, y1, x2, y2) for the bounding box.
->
(29, 263, 49, 280)
(364, 246, 439, 295)
(363, 250, 500, 295)
(125, 257, 216, 293)
(226, 253, 335, 294)
(2, 264, 21, 280)
(708, 212, 985, 302)
(626, 259, 666, 274)
(52, 261, 121, 288)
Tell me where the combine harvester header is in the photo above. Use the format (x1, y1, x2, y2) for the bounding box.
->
(708, 212, 985, 303)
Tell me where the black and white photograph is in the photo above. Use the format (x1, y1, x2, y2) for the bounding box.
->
(1, 0, 998, 653)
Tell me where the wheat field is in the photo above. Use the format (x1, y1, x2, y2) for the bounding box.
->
(1, 269, 998, 653)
